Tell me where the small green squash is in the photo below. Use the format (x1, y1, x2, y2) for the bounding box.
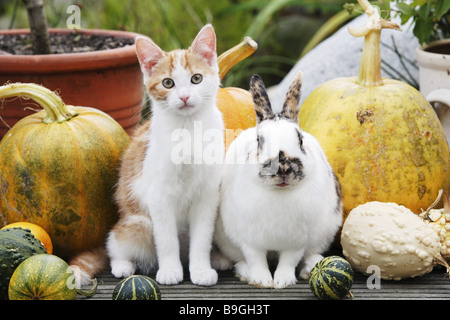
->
(8, 254, 97, 300)
(112, 275, 161, 300)
(309, 256, 354, 300)
(0, 227, 47, 300)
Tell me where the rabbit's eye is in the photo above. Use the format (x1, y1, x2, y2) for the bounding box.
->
(296, 129, 305, 152)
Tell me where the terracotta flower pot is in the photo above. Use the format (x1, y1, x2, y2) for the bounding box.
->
(0, 28, 144, 139)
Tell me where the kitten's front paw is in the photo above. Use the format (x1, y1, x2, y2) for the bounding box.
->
(156, 267, 183, 285)
(273, 269, 297, 289)
(190, 268, 218, 286)
(111, 260, 136, 279)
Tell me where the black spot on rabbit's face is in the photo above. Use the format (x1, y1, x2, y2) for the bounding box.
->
(259, 151, 304, 187)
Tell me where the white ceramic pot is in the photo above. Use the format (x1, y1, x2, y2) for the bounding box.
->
(416, 39, 450, 142)
(416, 39, 450, 105)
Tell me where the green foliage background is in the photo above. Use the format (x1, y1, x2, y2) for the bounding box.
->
(1, 1, 448, 87)
(0, 0, 349, 88)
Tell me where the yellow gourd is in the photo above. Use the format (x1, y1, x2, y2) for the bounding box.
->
(298, 0, 450, 219)
(217, 37, 258, 150)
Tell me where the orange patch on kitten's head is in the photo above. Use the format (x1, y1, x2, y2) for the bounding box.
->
(146, 49, 218, 101)
(135, 24, 218, 102)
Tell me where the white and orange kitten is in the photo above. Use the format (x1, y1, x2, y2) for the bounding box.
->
(70, 24, 225, 286)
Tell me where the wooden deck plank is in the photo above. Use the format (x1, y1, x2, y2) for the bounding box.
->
(77, 267, 450, 301)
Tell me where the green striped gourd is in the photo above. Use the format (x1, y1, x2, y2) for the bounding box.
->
(112, 275, 161, 300)
(8, 254, 97, 300)
(309, 256, 354, 300)
(0, 228, 47, 300)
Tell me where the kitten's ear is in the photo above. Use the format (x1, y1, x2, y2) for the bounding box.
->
(250, 74, 273, 123)
(191, 24, 217, 66)
(135, 36, 164, 79)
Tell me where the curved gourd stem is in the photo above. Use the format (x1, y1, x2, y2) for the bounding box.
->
(217, 36, 258, 81)
(0, 82, 78, 123)
(348, 0, 400, 87)
(76, 278, 98, 298)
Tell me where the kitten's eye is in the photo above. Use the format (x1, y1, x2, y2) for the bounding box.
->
(191, 74, 203, 84)
(162, 78, 174, 89)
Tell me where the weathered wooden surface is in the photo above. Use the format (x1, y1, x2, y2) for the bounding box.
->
(78, 267, 450, 301)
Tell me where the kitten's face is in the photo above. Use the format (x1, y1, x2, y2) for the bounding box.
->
(135, 25, 219, 116)
(146, 49, 219, 116)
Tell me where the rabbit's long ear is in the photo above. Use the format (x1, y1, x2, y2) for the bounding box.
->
(281, 71, 303, 121)
(250, 74, 273, 123)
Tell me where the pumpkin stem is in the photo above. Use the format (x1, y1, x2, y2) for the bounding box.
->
(434, 254, 450, 279)
(348, 0, 400, 87)
(0, 83, 78, 124)
(422, 189, 444, 222)
(76, 278, 98, 298)
(217, 37, 258, 81)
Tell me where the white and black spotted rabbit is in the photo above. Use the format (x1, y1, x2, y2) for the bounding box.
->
(213, 72, 343, 288)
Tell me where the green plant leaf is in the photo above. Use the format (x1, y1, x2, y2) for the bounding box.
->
(414, 18, 434, 44)
(417, 1, 431, 20)
(435, 0, 450, 20)
(395, 2, 415, 18)
(377, 0, 391, 20)
(411, 0, 427, 7)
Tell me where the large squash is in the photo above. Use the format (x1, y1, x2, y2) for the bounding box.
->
(217, 37, 257, 149)
(0, 83, 129, 257)
(298, 0, 450, 218)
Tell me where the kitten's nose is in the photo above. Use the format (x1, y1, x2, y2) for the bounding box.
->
(180, 96, 190, 104)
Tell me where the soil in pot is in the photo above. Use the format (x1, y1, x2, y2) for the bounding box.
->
(0, 32, 135, 55)
(425, 42, 450, 55)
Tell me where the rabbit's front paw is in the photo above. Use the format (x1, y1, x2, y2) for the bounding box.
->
(274, 268, 297, 289)
(249, 269, 273, 288)
(299, 254, 323, 279)
(211, 252, 233, 271)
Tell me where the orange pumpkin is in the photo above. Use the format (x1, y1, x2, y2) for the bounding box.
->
(1, 222, 53, 254)
(0, 83, 129, 258)
(216, 37, 257, 149)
